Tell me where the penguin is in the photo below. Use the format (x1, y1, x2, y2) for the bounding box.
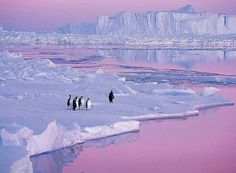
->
(72, 97, 77, 111)
(108, 90, 114, 103)
(76, 96, 79, 110)
(67, 95, 71, 109)
(78, 96, 84, 110)
(86, 98, 92, 110)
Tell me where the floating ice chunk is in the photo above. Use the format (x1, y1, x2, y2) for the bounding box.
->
(201, 87, 219, 96)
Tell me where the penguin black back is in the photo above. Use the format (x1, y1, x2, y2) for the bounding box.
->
(108, 90, 114, 103)
(67, 95, 71, 107)
(72, 97, 77, 111)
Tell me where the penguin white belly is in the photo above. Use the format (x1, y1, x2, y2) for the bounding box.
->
(76, 99, 79, 108)
(87, 100, 92, 110)
(81, 99, 84, 106)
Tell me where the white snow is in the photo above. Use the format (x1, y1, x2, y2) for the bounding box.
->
(25, 121, 139, 156)
(26, 121, 64, 156)
(200, 87, 219, 96)
(83, 121, 140, 141)
(122, 110, 199, 121)
(0, 50, 234, 172)
(1, 127, 33, 146)
(10, 156, 32, 173)
(2, 120, 139, 156)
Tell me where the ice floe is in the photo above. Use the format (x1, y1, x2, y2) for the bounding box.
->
(0, 50, 234, 172)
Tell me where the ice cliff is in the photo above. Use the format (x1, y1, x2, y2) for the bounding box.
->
(59, 5, 236, 36)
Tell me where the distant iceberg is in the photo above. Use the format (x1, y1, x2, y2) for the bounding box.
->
(59, 5, 236, 36)
(173, 4, 197, 13)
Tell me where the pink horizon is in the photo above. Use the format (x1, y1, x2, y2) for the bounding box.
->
(0, 0, 236, 32)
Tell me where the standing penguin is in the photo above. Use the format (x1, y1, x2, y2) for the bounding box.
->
(67, 95, 71, 109)
(108, 90, 114, 103)
(72, 97, 77, 111)
(78, 96, 84, 110)
(86, 98, 92, 110)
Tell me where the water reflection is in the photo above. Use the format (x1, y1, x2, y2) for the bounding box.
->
(97, 49, 235, 69)
(30, 132, 139, 173)
(30, 145, 83, 173)
(4, 46, 236, 74)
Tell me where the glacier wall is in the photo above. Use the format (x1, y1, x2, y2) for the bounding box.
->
(58, 5, 236, 36)
(96, 12, 236, 36)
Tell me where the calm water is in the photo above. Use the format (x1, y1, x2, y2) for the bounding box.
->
(3, 45, 236, 75)
(3, 45, 236, 173)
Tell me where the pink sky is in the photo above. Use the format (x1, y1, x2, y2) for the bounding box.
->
(0, 0, 236, 31)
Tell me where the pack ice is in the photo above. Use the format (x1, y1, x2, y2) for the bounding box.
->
(0, 50, 233, 172)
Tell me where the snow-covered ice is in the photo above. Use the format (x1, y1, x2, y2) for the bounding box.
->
(0, 50, 234, 172)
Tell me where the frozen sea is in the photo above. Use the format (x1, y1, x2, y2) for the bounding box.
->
(1, 45, 236, 173)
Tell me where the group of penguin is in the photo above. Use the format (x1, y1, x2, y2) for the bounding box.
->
(67, 90, 115, 111)
(67, 95, 92, 110)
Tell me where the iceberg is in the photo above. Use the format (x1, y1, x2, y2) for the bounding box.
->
(58, 5, 236, 36)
